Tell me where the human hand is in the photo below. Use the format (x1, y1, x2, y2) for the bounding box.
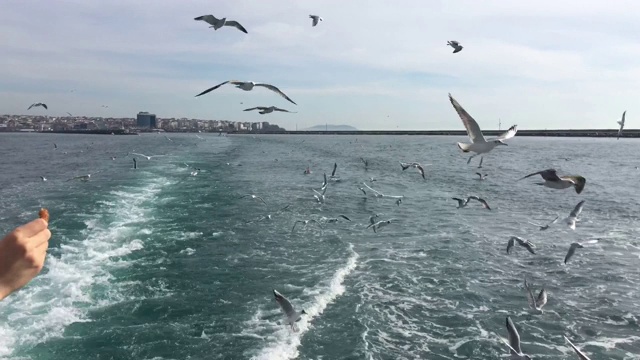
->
(0, 217, 51, 300)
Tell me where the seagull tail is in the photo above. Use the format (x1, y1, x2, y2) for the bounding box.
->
(457, 142, 472, 152)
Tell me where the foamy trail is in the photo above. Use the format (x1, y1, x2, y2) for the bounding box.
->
(0, 180, 164, 357)
(251, 243, 359, 360)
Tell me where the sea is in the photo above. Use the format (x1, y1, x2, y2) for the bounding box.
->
(0, 132, 638, 360)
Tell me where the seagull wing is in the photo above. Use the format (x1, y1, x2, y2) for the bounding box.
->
(524, 278, 536, 309)
(519, 169, 561, 182)
(273, 107, 293, 112)
(41, 103, 48, 109)
(522, 240, 536, 254)
(417, 165, 425, 179)
(244, 107, 264, 112)
(339, 215, 351, 221)
(363, 183, 382, 196)
(254, 83, 297, 105)
(488, 125, 518, 141)
(547, 215, 560, 225)
(292, 220, 302, 232)
(536, 288, 547, 309)
(323, 173, 328, 188)
(506, 237, 516, 254)
(28, 104, 35, 110)
(479, 198, 491, 210)
(224, 20, 248, 33)
(561, 176, 586, 194)
(195, 80, 231, 97)
(332, 163, 337, 177)
(564, 336, 592, 360)
(448, 93, 486, 143)
(564, 243, 580, 264)
(194, 15, 217, 26)
(273, 290, 297, 319)
(256, 196, 267, 205)
(569, 200, 586, 219)
(506, 316, 523, 355)
(131, 152, 148, 158)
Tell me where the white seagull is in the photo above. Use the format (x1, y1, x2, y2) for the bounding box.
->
(362, 183, 403, 199)
(194, 14, 248, 34)
(524, 277, 547, 314)
(564, 336, 592, 360)
(400, 162, 428, 179)
(309, 15, 323, 27)
(468, 195, 491, 210)
(28, 102, 48, 110)
(195, 80, 297, 105)
(447, 40, 464, 53)
(503, 316, 532, 359)
(475, 172, 488, 180)
(527, 215, 559, 231)
(448, 94, 517, 164)
(617, 110, 626, 140)
(564, 200, 586, 230)
(519, 169, 586, 194)
(243, 106, 296, 114)
(507, 236, 536, 255)
(367, 219, 395, 233)
(131, 152, 166, 160)
(239, 194, 267, 205)
(329, 163, 341, 181)
(564, 239, 598, 264)
(273, 289, 306, 332)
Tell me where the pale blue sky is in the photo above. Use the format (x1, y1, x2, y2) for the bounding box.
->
(1, 0, 639, 130)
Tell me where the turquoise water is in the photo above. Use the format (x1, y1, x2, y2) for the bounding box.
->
(0, 133, 638, 359)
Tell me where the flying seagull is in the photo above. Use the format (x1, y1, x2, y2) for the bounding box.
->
(524, 277, 547, 314)
(131, 152, 166, 160)
(564, 200, 586, 230)
(362, 183, 403, 199)
(475, 172, 488, 180)
(195, 81, 297, 105)
(447, 40, 463, 53)
(519, 169, 586, 194)
(527, 215, 559, 231)
(400, 162, 427, 179)
(194, 14, 248, 33)
(468, 195, 491, 210)
(503, 316, 532, 359)
(360, 157, 369, 169)
(273, 289, 306, 332)
(564, 239, 598, 264)
(324, 215, 351, 223)
(28, 103, 48, 110)
(448, 94, 517, 164)
(564, 336, 592, 360)
(54, 143, 57, 149)
(309, 15, 323, 27)
(40, 176, 47, 182)
(507, 236, 536, 255)
(358, 186, 367, 196)
(243, 106, 296, 114)
(367, 219, 394, 233)
(329, 162, 340, 181)
(239, 194, 267, 205)
(133, 158, 137, 169)
(452, 197, 470, 208)
(617, 110, 626, 140)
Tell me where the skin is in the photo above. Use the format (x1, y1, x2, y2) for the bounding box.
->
(0, 218, 51, 300)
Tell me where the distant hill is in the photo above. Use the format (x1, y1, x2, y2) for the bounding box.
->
(302, 124, 359, 131)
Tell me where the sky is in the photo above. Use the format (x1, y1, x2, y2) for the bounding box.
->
(1, 0, 640, 130)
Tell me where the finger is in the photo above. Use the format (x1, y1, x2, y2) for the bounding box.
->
(29, 229, 51, 248)
(32, 243, 49, 269)
(16, 218, 48, 238)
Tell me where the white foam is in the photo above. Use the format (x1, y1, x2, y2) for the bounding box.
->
(251, 244, 359, 360)
(0, 180, 164, 357)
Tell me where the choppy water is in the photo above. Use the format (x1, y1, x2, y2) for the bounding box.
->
(0, 132, 638, 359)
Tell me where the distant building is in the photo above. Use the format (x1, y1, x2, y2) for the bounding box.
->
(137, 111, 157, 128)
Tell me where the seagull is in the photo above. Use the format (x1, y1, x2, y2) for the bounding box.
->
(328, 162, 342, 182)
(324, 215, 351, 223)
(358, 186, 367, 196)
(468, 195, 491, 210)
(243, 106, 296, 114)
(292, 219, 321, 232)
(273, 289, 306, 332)
(447, 40, 463, 53)
(475, 172, 488, 180)
(239, 194, 267, 205)
(367, 219, 394, 233)
(133, 158, 137, 169)
(369, 214, 381, 226)
(527, 215, 559, 231)
(564, 200, 586, 230)
(524, 277, 547, 313)
(519, 169, 586, 194)
(400, 162, 427, 179)
(131, 153, 166, 160)
(617, 110, 626, 140)
(53, 143, 57, 150)
(313, 185, 328, 203)
(564, 239, 598, 264)
(28, 103, 48, 110)
(396, 198, 402, 206)
(67, 174, 92, 182)
(194, 14, 248, 34)
(66, 112, 72, 116)
(309, 15, 323, 27)
(39, 176, 47, 182)
(448, 94, 517, 164)
(507, 236, 536, 255)
(360, 157, 369, 169)
(362, 183, 403, 199)
(452, 197, 470, 208)
(564, 336, 592, 360)
(195, 81, 297, 105)
(478, 156, 483, 168)
(503, 316, 532, 359)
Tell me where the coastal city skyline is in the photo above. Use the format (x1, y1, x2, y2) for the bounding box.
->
(2, 1, 638, 130)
